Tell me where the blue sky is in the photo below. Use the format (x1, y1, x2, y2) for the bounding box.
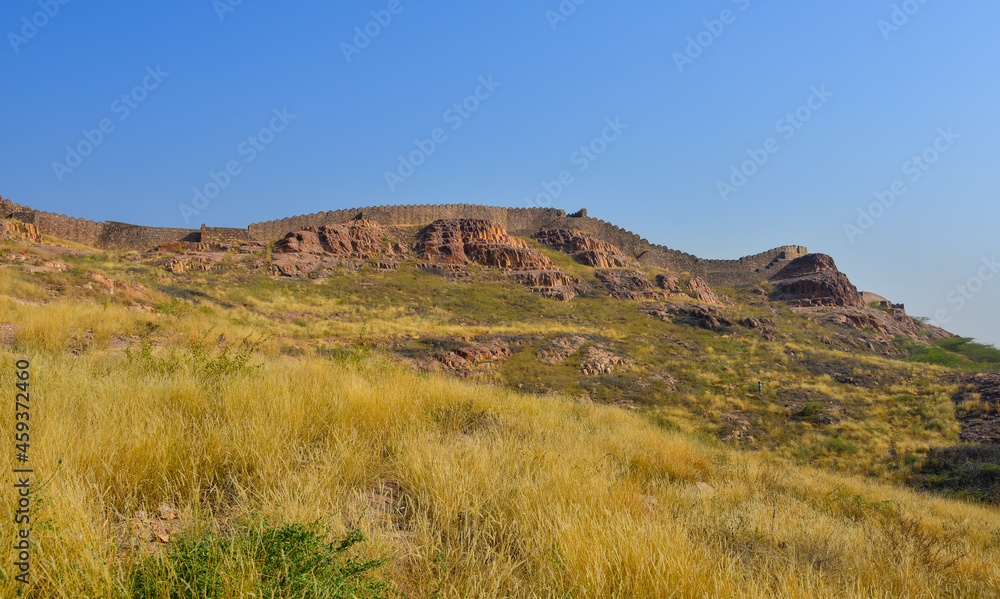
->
(1, 0, 997, 345)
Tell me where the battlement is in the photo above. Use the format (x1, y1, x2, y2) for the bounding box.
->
(0, 195, 807, 287)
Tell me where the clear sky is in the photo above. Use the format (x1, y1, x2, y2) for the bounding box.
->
(1, 1, 997, 346)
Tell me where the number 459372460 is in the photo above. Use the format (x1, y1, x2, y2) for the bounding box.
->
(15, 360, 30, 456)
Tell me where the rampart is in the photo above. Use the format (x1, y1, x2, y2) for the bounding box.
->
(1, 196, 807, 287)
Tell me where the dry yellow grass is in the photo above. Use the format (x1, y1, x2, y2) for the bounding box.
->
(1, 344, 998, 598)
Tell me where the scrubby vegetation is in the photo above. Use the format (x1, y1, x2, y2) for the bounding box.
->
(904, 337, 1000, 372)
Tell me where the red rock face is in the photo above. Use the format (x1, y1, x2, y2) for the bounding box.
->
(507, 270, 580, 288)
(274, 229, 325, 255)
(0, 220, 42, 244)
(274, 221, 401, 257)
(769, 254, 865, 308)
(270, 221, 409, 277)
(656, 274, 683, 294)
(532, 229, 631, 268)
(416, 219, 585, 299)
(465, 245, 553, 270)
(417, 219, 542, 267)
(686, 277, 724, 306)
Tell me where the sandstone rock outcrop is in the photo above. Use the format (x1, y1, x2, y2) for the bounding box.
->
(506, 270, 576, 288)
(686, 277, 724, 306)
(532, 229, 631, 268)
(596, 269, 663, 300)
(795, 306, 925, 342)
(271, 221, 409, 277)
(417, 219, 543, 267)
(644, 302, 734, 330)
(769, 254, 865, 308)
(436, 339, 514, 369)
(506, 270, 591, 301)
(655, 274, 683, 294)
(86, 273, 146, 299)
(276, 220, 407, 258)
(579, 345, 632, 375)
(0, 220, 42, 244)
(739, 317, 777, 340)
(417, 219, 585, 300)
(536, 334, 590, 364)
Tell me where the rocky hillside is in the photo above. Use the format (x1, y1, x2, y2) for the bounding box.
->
(3, 214, 997, 501)
(2, 212, 1000, 597)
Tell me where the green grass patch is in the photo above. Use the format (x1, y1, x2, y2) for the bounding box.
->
(129, 520, 389, 599)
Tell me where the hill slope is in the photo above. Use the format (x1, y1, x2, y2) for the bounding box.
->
(1, 216, 999, 597)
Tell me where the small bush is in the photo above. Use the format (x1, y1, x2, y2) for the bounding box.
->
(126, 334, 264, 380)
(125, 339, 182, 375)
(129, 520, 389, 599)
(185, 333, 263, 378)
(827, 438, 859, 455)
(156, 298, 192, 317)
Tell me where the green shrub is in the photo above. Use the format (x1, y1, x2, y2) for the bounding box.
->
(904, 337, 1000, 371)
(184, 333, 263, 378)
(129, 520, 389, 599)
(156, 298, 192, 316)
(828, 438, 859, 455)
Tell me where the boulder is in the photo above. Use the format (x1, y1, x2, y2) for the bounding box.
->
(644, 302, 734, 331)
(579, 346, 632, 376)
(596, 269, 663, 300)
(739, 317, 777, 340)
(655, 274, 683, 294)
(686, 277, 723, 306)
(769, 254, 865, 308)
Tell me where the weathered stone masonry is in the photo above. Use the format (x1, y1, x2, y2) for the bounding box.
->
(1, 197, 807, 287)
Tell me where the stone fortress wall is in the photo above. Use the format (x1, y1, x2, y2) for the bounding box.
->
(1, 197, 807, 287)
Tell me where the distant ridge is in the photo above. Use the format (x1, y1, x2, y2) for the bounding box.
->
(0, 197, 807, 287)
